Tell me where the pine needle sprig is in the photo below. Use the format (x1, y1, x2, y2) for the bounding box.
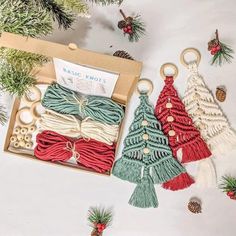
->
(0, 0, 53, 37)
(219, 176, 236, 193)
(86, 0, 123, 5)
(0, 61, 36, 97)
(56, 0, 89, 14)
(88, 206, 113, 227)
(128, 15, 145, 42)
(0, 104, 7, 125)
(0, 48, 50, 72)
(212, 42, 234, 66)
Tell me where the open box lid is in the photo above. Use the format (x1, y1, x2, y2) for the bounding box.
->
(0, 32, 142, 105)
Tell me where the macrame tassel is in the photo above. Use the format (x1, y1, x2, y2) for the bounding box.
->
(129, 167, 158, 208)
(162, 172, 194, 191)
(112, 158, 143, 183)
(195, 159, 217, 187)
(181, 137, 212, 163)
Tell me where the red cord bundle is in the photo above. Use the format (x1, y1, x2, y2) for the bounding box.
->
(34, 131, 115, 173)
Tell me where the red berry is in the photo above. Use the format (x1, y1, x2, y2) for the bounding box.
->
(216, 45, 221, 51)
(211, 50, 216, 55)
(128, 30, 133, 34)
(230, 195, 236, 200)
(123, 27, 128, 33)
(127, 25, 132, 30)
(227, 191, 235, 197)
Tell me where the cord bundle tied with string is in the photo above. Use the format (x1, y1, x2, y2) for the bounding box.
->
(42, 83, 124, 125)
(113, 79, 186, 208)
(155, 63, 212, 191)
(34, 130, 115, 173)
(38, 109, 119, 145)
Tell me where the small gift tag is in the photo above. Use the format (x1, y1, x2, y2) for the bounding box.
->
(53, 58, 119, 98)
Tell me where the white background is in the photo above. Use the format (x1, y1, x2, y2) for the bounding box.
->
(1, 0, 236, 235)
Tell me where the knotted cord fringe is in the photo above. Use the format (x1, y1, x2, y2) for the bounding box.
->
(113, 92, 186, 208)
(38, 109, 119, 145)
(34, 130, 115, 173)
(42, 83, 124, 125)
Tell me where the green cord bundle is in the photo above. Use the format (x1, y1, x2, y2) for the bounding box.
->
(42, 83, 124, 125)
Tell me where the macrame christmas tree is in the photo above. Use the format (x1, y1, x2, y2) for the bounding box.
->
(113, 91, 186, 208)
(155, 76, 211, 190)
(183, 62, 236, 155)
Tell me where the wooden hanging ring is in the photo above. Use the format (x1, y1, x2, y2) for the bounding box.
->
(30, 101, 42, 120)
(160, 63, 179, 80)
(15, 107, 36, 127)
(180, 48, 201, 67)
(136, 78, 153, 95)
(21, 86, 41, 106)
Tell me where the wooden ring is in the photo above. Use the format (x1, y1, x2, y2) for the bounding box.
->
(22, 86, 41, 106)
(16, 107, 36, 127)
(136, 78, 153, 95)
(180, 48, 201, 67)
(30, 101, 42, 120)
(160, 63, 178, 80)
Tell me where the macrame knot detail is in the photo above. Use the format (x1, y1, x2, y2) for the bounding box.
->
(165, 76, 174, 86)
(65, 141, 80, 161)
(187, 62, 198, 74)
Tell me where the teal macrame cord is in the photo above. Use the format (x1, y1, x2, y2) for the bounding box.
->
(112, 92, 186, 208)
(42, 83, 124, 125)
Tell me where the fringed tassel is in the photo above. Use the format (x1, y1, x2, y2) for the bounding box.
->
(181, 137, 211, 163)
(209, 127, 236, 155)
(129, 167, 158, 208)
(112, 158, 142, 183)
(162, 172, 194, 191)
(151, 156, 185, 184)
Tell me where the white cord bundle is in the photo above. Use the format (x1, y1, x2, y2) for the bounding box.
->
(38, 110, 119, 145)
(183, 62, 236, 155)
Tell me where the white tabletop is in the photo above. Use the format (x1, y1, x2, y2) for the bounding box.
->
(1, 0, 236, 235)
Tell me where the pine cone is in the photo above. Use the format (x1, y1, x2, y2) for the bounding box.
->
(208, 39, 219, 51)
(188, 198, 202, 214)
(113, 50, 134, 60)
(118, 20, 126, 29)
(126, 16, 133, 24)
(216, 86, 226, 102)
(91, 229, 102, 236)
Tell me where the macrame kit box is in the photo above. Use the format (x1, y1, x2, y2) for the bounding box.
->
(1, 32, 142, 175)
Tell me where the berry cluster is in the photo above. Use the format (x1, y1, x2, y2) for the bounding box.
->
(123, 24, 133, 35)
(227, 191, 236, 200)
(210, 44, 221, 55)
(96, 223, 106, 233)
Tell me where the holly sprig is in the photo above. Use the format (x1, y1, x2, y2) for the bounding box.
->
(88, 206, 112, 235)
(118, 9, 145, 42)
(219, 175, 236, 200)
(208, 29, 234, 66)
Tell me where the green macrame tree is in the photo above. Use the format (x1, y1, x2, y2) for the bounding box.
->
(112, 92, 186, 208)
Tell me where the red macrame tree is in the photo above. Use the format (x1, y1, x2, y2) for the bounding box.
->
(155, 67, 211, 191)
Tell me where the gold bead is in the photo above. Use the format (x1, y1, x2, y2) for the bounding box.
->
(143, 148, 150, 154)
(141, 120, 148, 126)
(143, 134, 149, 140)
(166, 102, 173, 109)
(168, 130, 176, 136)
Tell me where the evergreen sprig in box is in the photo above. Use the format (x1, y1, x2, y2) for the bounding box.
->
(1, 32, 142, 175)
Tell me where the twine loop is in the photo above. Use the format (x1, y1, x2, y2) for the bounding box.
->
(65, 141, 80, 161)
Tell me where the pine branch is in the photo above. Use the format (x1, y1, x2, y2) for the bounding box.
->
(88, 206, 113, 226)
(219, 176, 236, 193)
(0, 48, 49, 72)
(0, 104, 7, 125)
(0, 61, 36, 97)
(86, 0, 123, 5)
(0, 0, 53, 37)
(56, 0, 89, 14)
(128, 15, 145, 42)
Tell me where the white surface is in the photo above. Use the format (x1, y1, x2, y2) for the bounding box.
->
(1, 0, 236, 235)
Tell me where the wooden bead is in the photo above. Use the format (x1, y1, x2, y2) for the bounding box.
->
(143, 134, 149, 140)
(166, 102, 173, 109)
(17, 134, 24, 141)
(19, 140, 26, 148)
(20, 127, 28, 135)
(141, 120, 148, 126)
(13, 142, 20, 148)
(168, 130, 176, 136)
(14, 127, 21, 134)
(167, 116, 174, 122)
(24, 134, 32, 142)
(10, 135, 17, 143)
(28, 125, 37, 133)
(143, 148, 150, 154)
(25, 142, 33, 149)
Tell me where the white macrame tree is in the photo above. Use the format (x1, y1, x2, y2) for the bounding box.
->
(182, 61, 236, 186)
